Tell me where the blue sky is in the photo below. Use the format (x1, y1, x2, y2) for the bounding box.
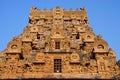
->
(0, 0, 120, 60)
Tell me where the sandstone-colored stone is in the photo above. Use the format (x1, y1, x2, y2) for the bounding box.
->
(0, 6, 120, 79)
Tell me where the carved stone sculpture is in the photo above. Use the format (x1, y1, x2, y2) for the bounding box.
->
(0, 6, 119, 79)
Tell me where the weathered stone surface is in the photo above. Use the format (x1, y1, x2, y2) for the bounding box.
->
(0, 6, 120, 79)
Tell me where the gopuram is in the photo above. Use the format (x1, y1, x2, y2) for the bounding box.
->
(0, 6, 120, 79)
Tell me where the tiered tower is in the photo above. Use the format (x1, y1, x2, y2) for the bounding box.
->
(0, 7, 119, 79)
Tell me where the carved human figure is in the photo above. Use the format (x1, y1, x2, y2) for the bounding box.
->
(100, 62, 105, 71)
(70, 37, 77, 49)
(37, 37, 46, 49)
